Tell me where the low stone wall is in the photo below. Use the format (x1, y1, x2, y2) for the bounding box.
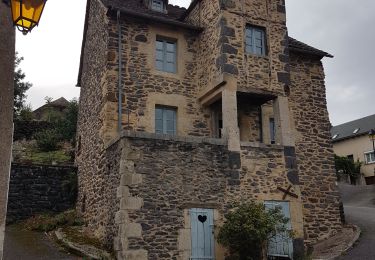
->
(6, 163, 77, 224)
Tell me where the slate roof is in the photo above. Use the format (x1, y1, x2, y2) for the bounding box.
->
(288, 37, 333, 58)
(331, 114, 375, 142)
(102, 0, 186, 20)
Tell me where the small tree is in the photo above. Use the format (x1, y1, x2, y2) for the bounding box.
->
(14, 53, 32, 116)
(334, 155, 362, 184)
(218, 202, 289, 260)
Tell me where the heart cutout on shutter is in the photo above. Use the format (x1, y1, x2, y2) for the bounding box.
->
(198, 215, 207, 223)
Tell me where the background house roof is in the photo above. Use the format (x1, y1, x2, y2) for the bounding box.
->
(331, 114, 375, 142)
(33, 97, 70, 113)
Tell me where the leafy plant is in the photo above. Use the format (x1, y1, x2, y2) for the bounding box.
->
(14, 53, 32, 116)
(17, 103, 34, 121)
(217, 202, 289, 260)
(34, 129, 62, 152)
(334, 155, 362, 184)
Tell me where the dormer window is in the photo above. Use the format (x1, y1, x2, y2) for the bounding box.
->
(151, 0, 164, 12)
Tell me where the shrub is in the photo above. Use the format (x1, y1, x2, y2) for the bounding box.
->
(217, 202, 289, 260)
(34, 129, 62, 152)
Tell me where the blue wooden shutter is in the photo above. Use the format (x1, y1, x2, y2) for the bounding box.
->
(155, 107, 163, 134)
(264, 201, 293, 259)
(156, 40, 164, 71)
(190, 208, 215, 260)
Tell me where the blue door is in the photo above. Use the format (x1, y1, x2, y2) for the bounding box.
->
(264, 201, 293, 259)
(190, 208, 215, 260)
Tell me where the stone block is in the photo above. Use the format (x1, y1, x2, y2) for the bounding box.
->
(178, 229, 191, 251)
(115, 210, 129, 224)
(124, 249, 148, 260)
(124, 222, 142, 238)
(116, 186, 130, 199)
(120, 196, 143, 210)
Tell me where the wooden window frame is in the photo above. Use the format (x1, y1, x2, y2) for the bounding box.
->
(155, 37, 177, 73)
(155, 105, 177, 135)
(245, 25, 267, 56)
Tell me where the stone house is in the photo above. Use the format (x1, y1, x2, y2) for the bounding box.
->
(331, 114, 375, 185)
(76, 0, 343, 259)
(33, 97, 70, 121)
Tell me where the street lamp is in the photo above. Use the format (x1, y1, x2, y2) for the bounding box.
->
(369, 129, 375, 162)
(10, 0, 47, 35)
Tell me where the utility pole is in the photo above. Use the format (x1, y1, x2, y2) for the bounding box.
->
(0, 1, 15, 259)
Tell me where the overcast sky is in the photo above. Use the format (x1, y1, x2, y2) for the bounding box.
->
(16, 0, 375, 126)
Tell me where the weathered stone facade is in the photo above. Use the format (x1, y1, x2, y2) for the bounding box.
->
(76, 0, 342, 258)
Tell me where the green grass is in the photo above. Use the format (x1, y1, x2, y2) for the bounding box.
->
(27, 150, 71, 165)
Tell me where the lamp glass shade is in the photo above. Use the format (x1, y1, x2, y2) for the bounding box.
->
(10, 0, 47, 34)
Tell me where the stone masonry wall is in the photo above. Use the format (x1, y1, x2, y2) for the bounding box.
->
(112, 132, 304, 260)
(185, 0, 223, 93)
(75, 0, 112, 242)
(220, 0, 290, 95)
(289, 52, 342, 245)
(6, 164, 77, 223)
(102, 18, 211, 140)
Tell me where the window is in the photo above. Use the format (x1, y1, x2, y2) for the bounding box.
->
(347, 155, 354, 162)
(155, 106, 177, 135)
(245, 26, 266, 56)
(332, 134, 339, 140)
(269, 118, 276, 144)
(365, 151, 375, 164)
(353, 128, 360, 134)
(151, 0, 164, 12)
(156, 38, 177, 73)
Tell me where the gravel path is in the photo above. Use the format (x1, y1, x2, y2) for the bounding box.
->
(3, 225, 78, 260)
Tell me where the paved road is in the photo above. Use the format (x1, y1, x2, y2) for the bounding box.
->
(337, 183, 375, 260)
(3, 225, 79, 260)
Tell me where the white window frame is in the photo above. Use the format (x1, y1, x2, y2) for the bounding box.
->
(151, 0, 164, 12)
(364, 150, 375, 164)
(245, 26, 267, 56)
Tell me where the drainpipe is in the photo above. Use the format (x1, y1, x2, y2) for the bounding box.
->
(117, 10, 123, 133)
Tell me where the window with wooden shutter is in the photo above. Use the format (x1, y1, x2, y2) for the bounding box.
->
(155, 38, 177, 73)
(190, 208, 215, 260)
(155, 106, 177, 135)
(151, 0, 164, 12)
(264, 201, 293, 259)
(246, 26, 266, 56)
